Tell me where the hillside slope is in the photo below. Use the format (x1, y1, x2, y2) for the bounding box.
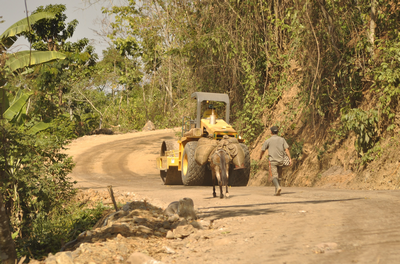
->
(249, 84, 400, 191)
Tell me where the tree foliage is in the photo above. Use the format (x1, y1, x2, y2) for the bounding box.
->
(23, 4, 79, 52)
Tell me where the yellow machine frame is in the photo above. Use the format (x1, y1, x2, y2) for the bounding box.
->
(156, 92, 244, 182)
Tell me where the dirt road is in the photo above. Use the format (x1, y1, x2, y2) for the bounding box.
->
(66, 129, 400, 264)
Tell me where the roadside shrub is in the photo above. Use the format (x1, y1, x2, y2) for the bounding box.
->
(48, 113, 98, 139)
(290, 140, 304, 160)
(341, 108, 378, 155)
(16, 200, 107, 259)
(372, 40, 400, 129)
(286, 138, 304, 160)
(0, 123, 76, 258)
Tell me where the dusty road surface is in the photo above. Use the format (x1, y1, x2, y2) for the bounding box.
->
(65, 129, 400, 264)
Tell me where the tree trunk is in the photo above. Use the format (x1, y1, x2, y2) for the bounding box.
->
(58, 87, 63, 106)
(167, 55, 173, 110)
(369, 0, 377, 59)
(142, 85, 149, 121)
(68, 99, 73, 121)
(116, 88, 124, 124)
(274, 0, 280, 52)
(0, 187, 17, 264)
(165, 9, 173, 111)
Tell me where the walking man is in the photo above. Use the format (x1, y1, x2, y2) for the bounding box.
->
(259, 126, 292, 196)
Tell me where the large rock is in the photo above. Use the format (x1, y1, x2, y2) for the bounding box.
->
(164, 198, 197, 220)
(173, 225, 196, 238)
(142, 120, 156, 131)
(164, 201, 179, 217)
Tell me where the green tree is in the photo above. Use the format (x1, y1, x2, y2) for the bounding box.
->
(103, 0, 192, 117)
(23, 4, 78, 52)
(19, 4, 98, 110)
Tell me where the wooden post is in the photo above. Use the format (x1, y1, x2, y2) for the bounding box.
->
(107, 185, 119, 212)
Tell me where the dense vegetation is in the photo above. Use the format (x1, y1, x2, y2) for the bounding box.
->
(1, 0, 399, 262)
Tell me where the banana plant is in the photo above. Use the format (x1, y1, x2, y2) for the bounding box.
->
(1, 12, 66, 132)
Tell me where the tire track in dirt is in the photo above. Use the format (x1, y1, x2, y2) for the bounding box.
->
(66, 130, 177, 190)
(332, 193, 400, 263)
(72, 135, 166, 188)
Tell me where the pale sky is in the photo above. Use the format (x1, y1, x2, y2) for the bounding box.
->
(0, 0, 111, 57)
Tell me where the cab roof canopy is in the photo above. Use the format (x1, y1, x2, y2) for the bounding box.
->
(191, 92, 230, 128)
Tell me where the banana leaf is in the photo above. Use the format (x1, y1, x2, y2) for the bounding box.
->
(0, 12, 56, 50)
(28, 122, 50, 134)
(3, 91, 32, 121)
(5, 50, 66, 72)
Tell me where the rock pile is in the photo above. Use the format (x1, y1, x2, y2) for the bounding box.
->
(27, 189, 212, 264)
